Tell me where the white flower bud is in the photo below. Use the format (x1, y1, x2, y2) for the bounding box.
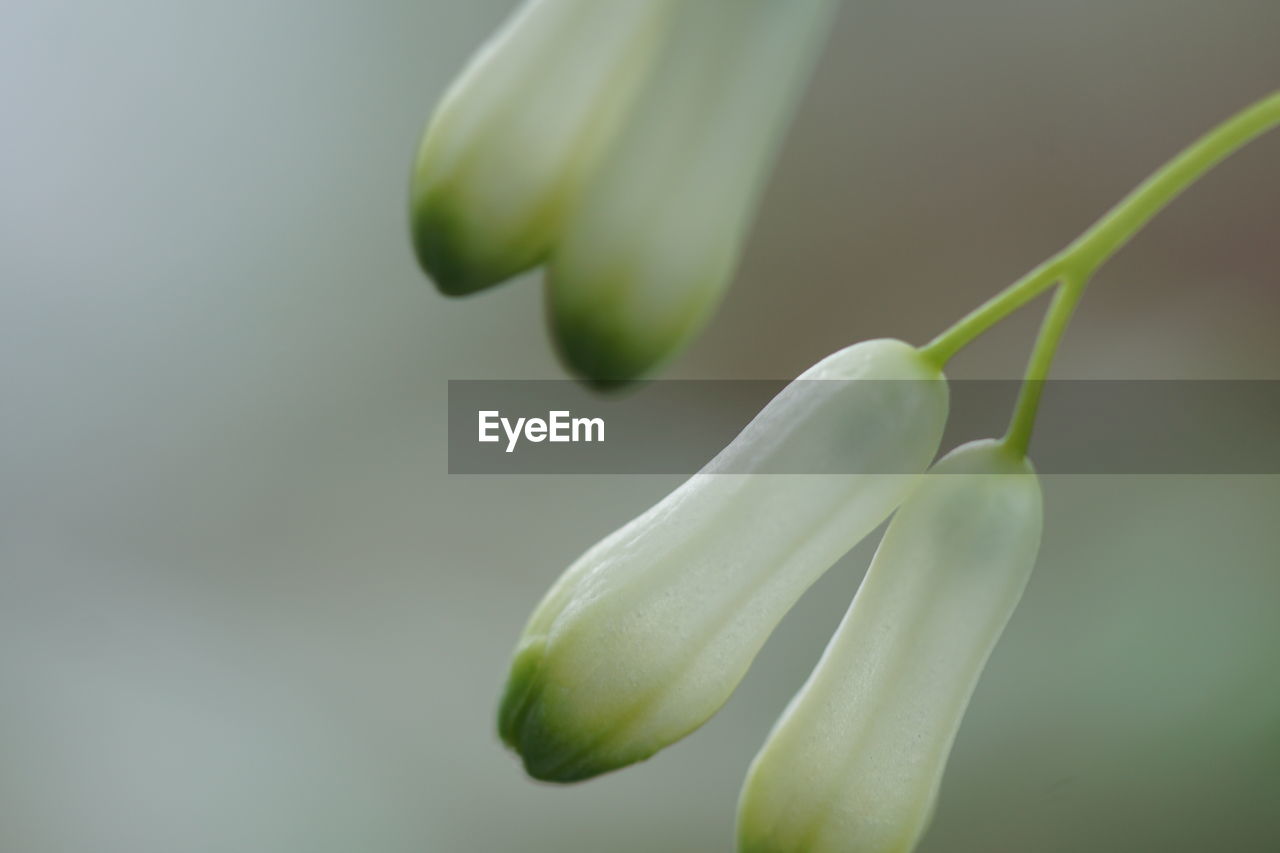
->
(548, 0, 840, 379)
(410, 0, 673, 294)
(736, 440, 1044, 853)
(499, 340, 949, 782)
(410, 0, 838, 379)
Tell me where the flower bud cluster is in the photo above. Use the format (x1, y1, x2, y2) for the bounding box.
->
(412, 0, 838, 381)
(498, 334, 1043, 851)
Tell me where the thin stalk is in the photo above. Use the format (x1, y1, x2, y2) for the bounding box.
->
(921, 91, 1280, 367)
(918, 91, 1280, 455)
(1061, 91, 1280, 277)
(920, 258, 1064, 367)
(1002, 277, 1085, 457)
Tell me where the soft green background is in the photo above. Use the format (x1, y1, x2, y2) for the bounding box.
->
(3, 1, 1278, 851)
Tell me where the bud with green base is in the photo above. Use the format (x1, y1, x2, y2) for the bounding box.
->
(499, 339, 948, 782)
(410, 0, 839, 381)
(736, 439, 1043, 853)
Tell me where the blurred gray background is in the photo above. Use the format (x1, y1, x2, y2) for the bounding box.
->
(3, 1, 1278, 851)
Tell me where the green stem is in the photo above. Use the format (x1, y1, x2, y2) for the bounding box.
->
(1061, 91, 1280, 277)
(1002, 277, 1085, 456)
(920, 258, 1064, 367)
(921, 91, 1280, 367)
(919, 90, 1280, 454)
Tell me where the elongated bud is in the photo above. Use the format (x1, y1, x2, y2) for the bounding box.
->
(547, 0, 840, 380)
(499, 340, 949, 782)
(410, 0, 671, 295)
(736, 440, 1044, 853)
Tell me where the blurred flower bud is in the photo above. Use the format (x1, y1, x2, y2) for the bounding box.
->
(410, 0, 838, 380)
(410, 0, 672, 295)
(736, 439, 1043, 853)
(547, 0, 839, 380)
(499, 339, 949, 782)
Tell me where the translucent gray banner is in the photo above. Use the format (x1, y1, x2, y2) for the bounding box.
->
(447, 380, 1280, 474)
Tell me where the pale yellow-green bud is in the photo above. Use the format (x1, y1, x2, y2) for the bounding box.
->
(410, 0, 672, 295)
(736, 440, 1044, 853)
(410, 0, 839, 381)
(548, 0, 840, 380)
(499, 340, 949, 782)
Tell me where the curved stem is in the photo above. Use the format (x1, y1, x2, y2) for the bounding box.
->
(918, 90, 1280, 456)
(1002, 276, 1085, 456)
(921, 90, 1280, 367)
(919, 258, 1064, 367)
(1061, 91, 1280, 277)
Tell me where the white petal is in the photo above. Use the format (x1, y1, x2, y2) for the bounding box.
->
(499, 340, 948, 781)
(411, 0, 673, 293)
(737, 440, 1044, 853)
(548, 0, 841, 379)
